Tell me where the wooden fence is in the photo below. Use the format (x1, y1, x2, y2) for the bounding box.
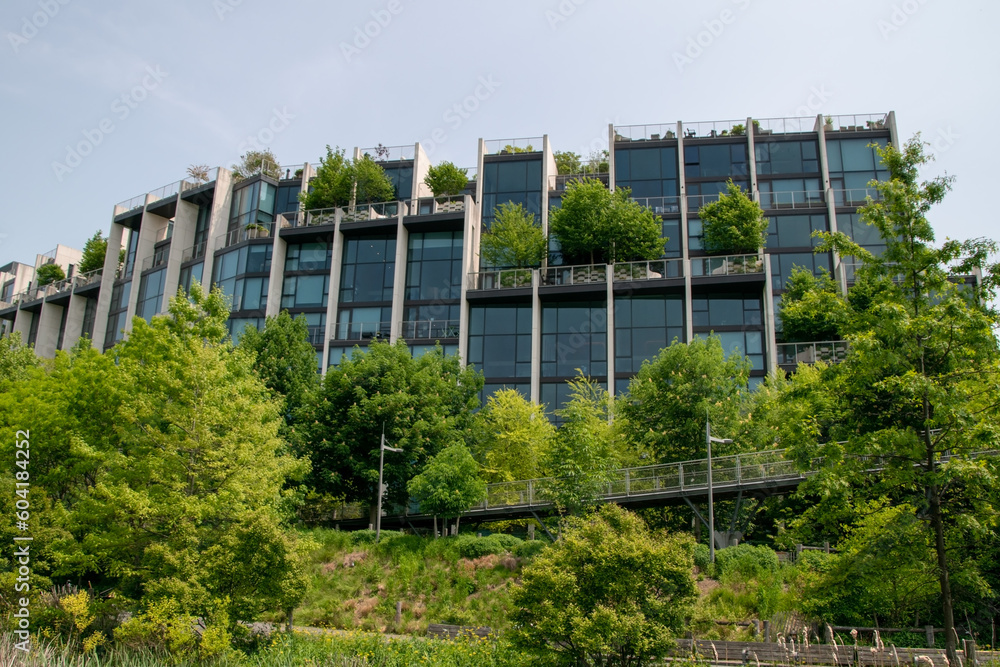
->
(673, 639, 997, 667)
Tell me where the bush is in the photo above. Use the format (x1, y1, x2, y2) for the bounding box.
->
(351, 529, 378, 545)
(513, 540, 546, 560)
(714, 544, 779, 579)
(455, 534, 521, 559)
(693, 543, 711, 571)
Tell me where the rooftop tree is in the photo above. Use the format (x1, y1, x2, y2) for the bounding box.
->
(423, 161, 469, 197)
(549, 178, 664, 265)
(78, 230, 108, 274)
(36, 263, 65, 286)
(480, 202, 546, 269)
(231, 149, 281, 181)
(300, 146, 395, 210)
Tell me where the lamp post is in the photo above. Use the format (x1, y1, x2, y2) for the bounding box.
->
(376, 426, 403, 544)
(706, 419, 732, 563)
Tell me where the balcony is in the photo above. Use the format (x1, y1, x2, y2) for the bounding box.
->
(614, 123, 677, 142)
(334, 321, 392, 341)
(468, 268, 534, 291)
(632, 196, 681, 215)
(114, 193, 147, 215)
(759, 190, 825, 210)
(824, 113, 888, 133)
(225, 224, 272, 248)
(682, 119, 746, 139)
(485, 137, 543, 155)
(140, 247, 170, 273)
(612, 259, 684, 282)
(691, 253, 765, 277)
(553, 172, 609, 192)
(833, 188, 882, 207)
(410, 195, 466, 216)
(181, 167, 219, 191)
(73, 268, 103, 289)
(753, 116, 822, 135)
(400, 320, 460, 339)
(305, 325, 326, 346)
(777, 340, 849, 368)
(181, 241, 207, 263)
(360, 144, 415, 162)
(342, 201, 402, 222)
(542, 264, 607, 287)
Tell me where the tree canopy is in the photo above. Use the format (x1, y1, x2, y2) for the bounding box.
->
(78, 230, 107, 274)
(778, 266, 849, 342)
(423, 161, 469, 196)
(300, 340, 483, 507)
(471, 388, 555, 483)
(510, 504, 697, 666)
(480, 202, 546, 268)
(300, 146, 395, 210)
(407, 442, 486, 522)
(549, 178, 664, 264)
(237, 310, 320, 420)
(231, 149, 281, 181)
(36, 263, 65, 286)
(698, 179, 768, 254)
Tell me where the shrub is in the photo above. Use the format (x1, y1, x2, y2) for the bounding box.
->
(513, 540, 546, 560)
(693, 543, 711, 571)
(351, 529, 378, 545)
(714, 544, 779, 579)
(455, 534, 521, 559)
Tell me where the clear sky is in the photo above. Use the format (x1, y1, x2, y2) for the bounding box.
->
(1, 0, 997, 264)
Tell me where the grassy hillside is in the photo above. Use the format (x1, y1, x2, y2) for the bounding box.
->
(288, 528, 546, 634)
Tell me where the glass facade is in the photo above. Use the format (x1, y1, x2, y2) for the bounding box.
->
(212, 244, 272, 312)
(614, 294, 684, 374)
(405, 231, 462, 302)
(340, 236, 395, 303)
(285, 241, 332, 272)
(136, 267, 166, 322)
(179, 262, 204, 293)
(754, 140, 819, 175)
(615, 146, 679, 200)
(769, 252, 832, 290)
(382, 163, 414, 201)
(541, 301, 607, 379)
(468, 304, 532, 379)
(767, 213, 827, 249)
(481, 158, 542, 227)
(827, 137, 889, 200)
(229, 180, 277, 233)
(104, 280, 131, 349)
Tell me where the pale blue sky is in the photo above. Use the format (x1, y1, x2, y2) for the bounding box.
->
(2, 0, 997, 263)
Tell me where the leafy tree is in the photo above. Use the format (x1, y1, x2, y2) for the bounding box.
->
(237, 311, 319, 420)
(543, 376, 622, 515)
(549, 178, 664, 264)
(554, 150, 582, 175)
(698, 179, 768, 254)
(471, 389, 555, 483)
(797, 136, 1000, 662)
(423, 161, 469, 196)
(186, 164, 210, 182)
(407, 442, 486, 530)
(231, 148, 281, 181)
(301, 340, 483, 508)
(0, 331, 39, 385)
(586, 149, 610, 174)
(480, 202, 546, 268)
(36, 263, 65, 286)
(778, 266, 849, 342)
(300, 146, 395, 210)
(510, 504, 697, 666)
(78, 230, 108, 274)
(619, 336, 751, 463)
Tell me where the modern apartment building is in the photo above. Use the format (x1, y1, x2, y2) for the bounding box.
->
(0, 112, 897, 409)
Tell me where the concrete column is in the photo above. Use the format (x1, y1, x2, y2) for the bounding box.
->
(34, 302, 62, 357)
(321, 212, 344, 376)
(412, 142, 431, 200)
(12, 310, 31, 339)
(203, 169, 234, 290)
(607, 123, 616, 191)
(266, 232, 286, 318)
(605, 266, 615, 404)
(678, 121, 694, 343)
(817, 115, 846, 294)
(60, 294, 87, 351)
(746, 117, 758, 196)
(92, 220, 127, 348)
(457, 194, 477, 366)
(390, 211, 408, 343)
(165, 196, 198, 308)
(541, 134, 553, 238)
(763, 254, 777, 374)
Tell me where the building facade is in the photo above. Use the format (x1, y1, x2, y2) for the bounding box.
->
(0, 112, 896, 409)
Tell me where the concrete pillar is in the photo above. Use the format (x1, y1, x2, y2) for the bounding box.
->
(390, 211, 408, 343)
(321, 212, 344, 375)
(457, 194, 477, 366)
(530, 270, 541, 404)
(34, 302, 62, 357)
(92, 220, 126, 348)
(166, 197, 199, 308)
(60, 294, 87, 351)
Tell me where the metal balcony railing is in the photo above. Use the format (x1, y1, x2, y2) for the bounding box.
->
(777, 340, 850, 367)
(631, 196, 681, 215)
(691, 253, 765, 277)
(359, 144, 415, 162)
(825, 113, 889, 132)
(484, 137, 543, 155)
(73, 268, 103, 289)
(334, 321, 392, 341)
(140, 247, 170, 273)
(225, 224, 273, 248)
(759, 190, 825, 209)
(542, 264, 607, 286)
(468, 268, 534, 290)
(400, 320, 460, 339)
(553, 172, 609, 191)
(411, 195, 466, 216)
(181, 241, 207, 263)
(612, 259, 684, 282)
(342, 201, 401, 222)
(614, 123, 677, 142)
(833, 188, 883, 207)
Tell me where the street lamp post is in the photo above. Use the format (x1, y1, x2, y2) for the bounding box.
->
(706, 419, 733, 563)
(376, 426, 403, 544)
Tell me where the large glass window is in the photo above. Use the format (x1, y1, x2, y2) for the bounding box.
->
(758, 178, 822, 208)
(541, 380, 607, 419)
(769, 252, 832, 290)
(81, 297, 98, 340)
(468, 305, 532, 379)
(336, 306, 392, 340)
(406, 231, 463, 301)
(766, 214, 828, 249)
(285, 241, 332, 272)
(695, 332, 764, 370)
(281, 274, 328, 309)
(382, 164, 414, 200)
(212, 244, 272, 309)
(614, 295, 684, 374)
(104, 280, 131, 349)
(684, 143, 748, 178)
(275, 184, 301, 214)
(179, 262, 204, 294)
(837, 212, 886, 255)
(615, 146, 679, 201)
(482, 158, 543, 227)
(828, 138, 889, 201)
(692, 294, 762, 328)
(755, 140, 819, 175)
(136, 268, 166, 322)
(229, 180, 277, 231)
(403, 303, 460, 339)
(340, 236, 395, 303)
(541, 301, 607, 378)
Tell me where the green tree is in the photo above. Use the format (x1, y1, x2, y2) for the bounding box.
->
(36, 263, 65, 286)
(423, 161, 469, 196)
(549, 178, 664, 264)
(510, 504, 697, 666)
(543, 376, 621, 515)
(300, 146, 395, 210)
(0, 331, 39, 386)
(407, 442, 486, 530)
(301, 340, 483, 507)
(480, 202, 546, 268)
(619, 336, 751, 463)
(798, 136, 1000, 662)
(237, 311, 319, 420)
(698, 179, 768, 254)
(231, 148, 281, 181)
(554, 150, 582, 175)
(78, 230, 107, 274)
(778, 266, 849, 342)
(471, 389, 555, 483)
